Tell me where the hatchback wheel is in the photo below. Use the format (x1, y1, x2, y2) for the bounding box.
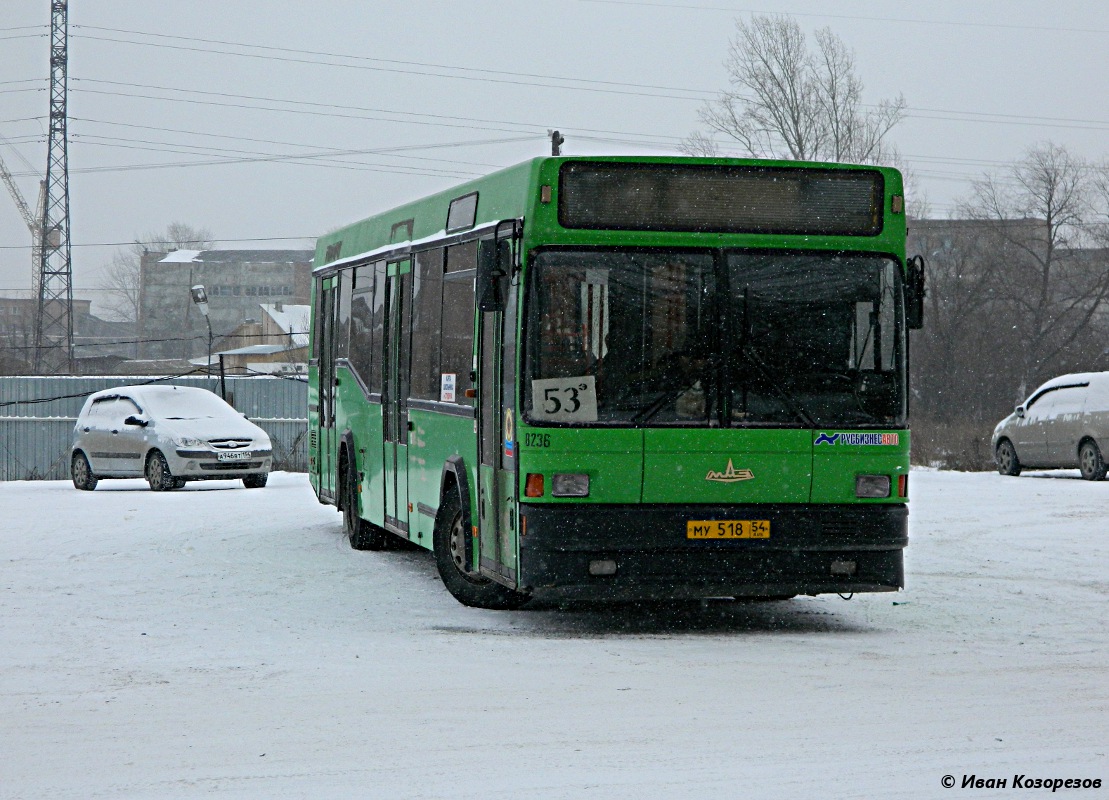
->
(145, 450, 176, 491)
(71, 452, 98, 491)
(995, 440, 1021, 476)
(1079, 440, 1106, 481)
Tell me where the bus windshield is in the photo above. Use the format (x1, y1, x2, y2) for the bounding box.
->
(524, 248, 905, 428)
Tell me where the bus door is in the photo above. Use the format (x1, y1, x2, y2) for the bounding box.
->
(478, 276, 518, 585)
(317, 278, 338, 501)
(382, 258, 411, 535)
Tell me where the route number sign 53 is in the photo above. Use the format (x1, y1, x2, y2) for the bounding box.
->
(530, 376, 598, 423)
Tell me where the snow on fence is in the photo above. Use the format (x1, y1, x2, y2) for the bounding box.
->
(0, 376, 308, 481)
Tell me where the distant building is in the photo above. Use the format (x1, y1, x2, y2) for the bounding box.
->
(190, 301, 310, 376)
(907, 217, 1050, 263)
(137, 249, 312, 360)
(0, 292, 134, 374)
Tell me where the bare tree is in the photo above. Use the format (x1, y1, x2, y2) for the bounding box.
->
(968, 142, 1109, 400)
(683, 15, 905, 165)
(0, 313, 35, 375)
(679, 131, 721, 158)
(909, 222, 1005, 422)
(1092, 158, 1109, 246)
(98, 222, 213, 323)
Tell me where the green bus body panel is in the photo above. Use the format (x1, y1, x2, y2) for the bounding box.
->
(392, 444, 409, 529)
(516, 427, 644, 504)
(810, 431, 911, 504)
(515, 427, 910, 505)
(334, 365, 385, 527)
(644, 429, 812, 504)
(307, 363, 320, 494)
(407, 409, 477, 549)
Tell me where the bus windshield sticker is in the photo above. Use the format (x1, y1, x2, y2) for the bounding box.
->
(440, 373, 457, 403)
(815, 432, 900, 446)
(531, 376, 598, 423)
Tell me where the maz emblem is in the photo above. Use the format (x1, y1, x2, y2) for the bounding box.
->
(705, 459, 754, 483)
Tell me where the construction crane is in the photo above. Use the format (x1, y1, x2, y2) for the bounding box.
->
(0, 148, 47, 304)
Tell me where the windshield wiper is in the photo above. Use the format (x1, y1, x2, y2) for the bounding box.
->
(733, 285, 816, 428)
(738, 342, 816, 427)
(630, 380, 701, 425)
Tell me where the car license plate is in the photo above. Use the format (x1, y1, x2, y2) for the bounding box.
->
(686, 520, 770, 539)
(217, 451, 252, 462)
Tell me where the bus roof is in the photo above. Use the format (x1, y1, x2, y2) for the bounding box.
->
(314, 155, 904, 272)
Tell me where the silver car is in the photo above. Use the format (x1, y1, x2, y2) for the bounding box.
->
(71, 385, 272, 491)
(992, 371, 1109, 480)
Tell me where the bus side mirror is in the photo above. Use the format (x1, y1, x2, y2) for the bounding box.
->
(905, 255, 925, 330)
(477, 238, 510, 312)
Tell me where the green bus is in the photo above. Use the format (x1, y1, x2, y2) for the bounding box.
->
(308, 156, 924, 609)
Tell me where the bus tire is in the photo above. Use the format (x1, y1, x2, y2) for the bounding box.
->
(433, 491, 529, 610)
(341, 450, 389, 551)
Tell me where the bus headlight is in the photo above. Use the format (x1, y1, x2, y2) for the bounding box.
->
(855, 474, 891, 498)
(552, 473, 590, 497)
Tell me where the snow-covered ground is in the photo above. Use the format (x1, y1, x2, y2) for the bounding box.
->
(1, 469, 1105, 799)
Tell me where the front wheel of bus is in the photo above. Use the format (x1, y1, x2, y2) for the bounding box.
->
(433, 492, 529, 610)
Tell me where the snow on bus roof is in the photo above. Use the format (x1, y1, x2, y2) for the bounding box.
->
(313, 220, 501, 274)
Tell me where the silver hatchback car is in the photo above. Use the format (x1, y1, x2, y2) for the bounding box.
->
(71, 385, 272, 491)
(992, 371, 1109, 480)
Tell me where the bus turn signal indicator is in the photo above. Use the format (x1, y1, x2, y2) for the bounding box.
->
(524, 473, 545, 497)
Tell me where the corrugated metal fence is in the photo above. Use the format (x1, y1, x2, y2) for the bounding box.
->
(0, 375, 308, 481)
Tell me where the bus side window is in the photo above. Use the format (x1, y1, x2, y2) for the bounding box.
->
(310, 283, 324, 361)
(444, 241, 477, 405)
(349, 264, 375, 387)
(335, 269, 352, 360)
(369, 261, 387, 394)
(411, 248, 444, 400)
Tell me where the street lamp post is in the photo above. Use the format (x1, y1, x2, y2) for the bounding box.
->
(190, 284, 213, 377)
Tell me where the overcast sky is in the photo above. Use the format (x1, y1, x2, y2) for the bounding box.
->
(1, 1, 1107, 299)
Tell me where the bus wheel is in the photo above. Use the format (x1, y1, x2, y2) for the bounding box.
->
(341, 452, 389, 550)
(433, 492, 529, 610)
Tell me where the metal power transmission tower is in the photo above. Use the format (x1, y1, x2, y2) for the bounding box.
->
(34, 0, 74, 374)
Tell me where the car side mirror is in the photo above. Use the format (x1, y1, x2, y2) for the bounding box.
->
(1015, 406, 1025, 418)
(124, 415, 149, 427)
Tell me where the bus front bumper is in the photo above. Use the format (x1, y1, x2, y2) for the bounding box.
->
(518, 503, 907, 601)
